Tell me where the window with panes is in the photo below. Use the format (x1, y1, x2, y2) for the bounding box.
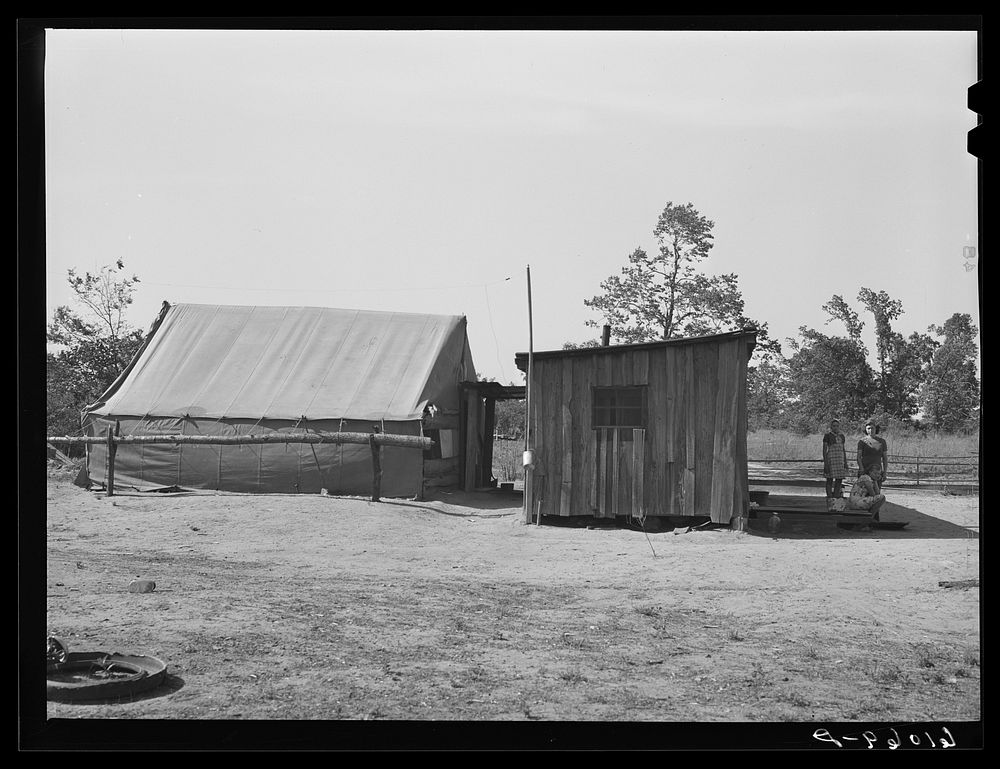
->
(592, 386, 647, 439)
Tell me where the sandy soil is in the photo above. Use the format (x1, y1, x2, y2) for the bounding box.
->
(35, 465, 981, 749)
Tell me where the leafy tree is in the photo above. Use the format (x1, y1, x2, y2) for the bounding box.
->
(770, 293, 878, 433)
(746, 356, 792, 430)
(581, 202, 786, 428)
(857, 288, 903, 411)
(48, 260, 142, 349)
(919, 313, 980, 432)
(477, 375, 526, 440)
(822, 294, 866, 346)
(46, 356, 85, 440)
(583, 202, 770, 346)
(46, 261, 146, 442)
(882, 330, 938, 421)
(822, 288, 937, 424)
(561, 339, 602, 350)
(784, 327, 877, 432)
(857, 289, 902, 361)
(494, 397, 526, 440)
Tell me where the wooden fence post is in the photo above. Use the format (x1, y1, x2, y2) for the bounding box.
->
(105, 424, 118, 497)
(370, 426, 382, 502)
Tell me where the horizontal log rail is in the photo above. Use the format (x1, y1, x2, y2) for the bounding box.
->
(48, 427, 432, 499)
(47, 431, 433, 450)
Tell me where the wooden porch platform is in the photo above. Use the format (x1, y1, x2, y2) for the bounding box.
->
(750, 493, 870, 517)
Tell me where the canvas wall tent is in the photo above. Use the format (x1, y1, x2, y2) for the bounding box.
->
(83, 302, 477, 497)
(514, 329, 757, 525)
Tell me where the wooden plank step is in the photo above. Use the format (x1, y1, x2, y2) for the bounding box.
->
(751, 494, 870, 517)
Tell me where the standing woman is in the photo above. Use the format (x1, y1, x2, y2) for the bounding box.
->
(874, 424, 889, 482)
(822, 418, 848, 499)
(857, 421, 887, 492)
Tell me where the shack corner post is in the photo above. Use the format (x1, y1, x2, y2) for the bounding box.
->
(523, 264, 538, 525)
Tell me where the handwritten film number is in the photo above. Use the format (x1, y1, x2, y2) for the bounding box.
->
(813, 727, 956, 749)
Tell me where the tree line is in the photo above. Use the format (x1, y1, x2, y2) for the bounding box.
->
(751, 301, 979, 434)
(571, 201, 979, 435)
(47, 202, 979, 448)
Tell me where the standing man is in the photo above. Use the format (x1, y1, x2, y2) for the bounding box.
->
(822, 418, 849, 500)
(857, 420, 888, 493)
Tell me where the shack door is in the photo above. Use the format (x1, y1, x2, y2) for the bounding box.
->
(592, 385, 647, 518)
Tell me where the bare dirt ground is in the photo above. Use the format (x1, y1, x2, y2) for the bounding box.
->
(35, 464, 981, 749)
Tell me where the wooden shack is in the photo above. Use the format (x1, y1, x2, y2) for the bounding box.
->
(513, 329, 757, 525)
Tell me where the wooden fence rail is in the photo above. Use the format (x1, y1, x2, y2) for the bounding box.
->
(748, 455, 978, 490)
(47, 428, 433, 500)
(749, 457, 978, 474)
(749, 457, 978, 465)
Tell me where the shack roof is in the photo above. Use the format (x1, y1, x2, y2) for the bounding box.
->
(513, 328, 758, 372)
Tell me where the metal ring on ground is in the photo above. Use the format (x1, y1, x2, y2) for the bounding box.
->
(47, 651, 168, 702)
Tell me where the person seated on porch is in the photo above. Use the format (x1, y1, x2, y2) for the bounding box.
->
(847, 472, 886, 531)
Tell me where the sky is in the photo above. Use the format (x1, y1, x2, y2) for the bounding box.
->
(41, 24, 981, 385)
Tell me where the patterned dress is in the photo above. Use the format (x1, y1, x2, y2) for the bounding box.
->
(823, 431, 848, 479)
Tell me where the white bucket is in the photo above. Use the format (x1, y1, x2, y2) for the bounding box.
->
(522, 450, 535, 468)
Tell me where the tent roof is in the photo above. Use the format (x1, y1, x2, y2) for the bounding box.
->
(88, 303, 475, 422)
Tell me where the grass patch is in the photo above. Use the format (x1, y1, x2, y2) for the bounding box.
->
(745, 662, 771, 698)
(782, 690, 812, 708)
(914, 643, 938, 669)
(561, 632, 595, 651)
(494, 598, 514, 621)
(869, 660, 910, 686)
(748, 428, 978, 460)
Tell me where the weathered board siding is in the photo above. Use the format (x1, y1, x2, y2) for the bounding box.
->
(524, 334, 753, 524)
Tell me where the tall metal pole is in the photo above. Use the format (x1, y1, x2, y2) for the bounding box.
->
(524, 265, 535, 524)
